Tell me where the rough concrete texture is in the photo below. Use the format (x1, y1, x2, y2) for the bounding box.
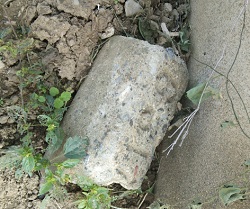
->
(51, 36, 188, 189)
(155, 0, 250, 208)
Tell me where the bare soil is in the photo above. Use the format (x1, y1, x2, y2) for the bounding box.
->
(0, 0, 189, 208)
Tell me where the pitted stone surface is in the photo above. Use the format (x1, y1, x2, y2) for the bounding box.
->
(49, 36, 188, 189)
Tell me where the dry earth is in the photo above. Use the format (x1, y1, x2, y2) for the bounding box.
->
(0, 0, 189, 208)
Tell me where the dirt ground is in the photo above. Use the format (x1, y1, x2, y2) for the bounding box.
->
(0, 0, 189, 208)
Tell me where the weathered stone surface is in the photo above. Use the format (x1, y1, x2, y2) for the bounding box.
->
(155, 0, 250, 208)
(49, 36, 188, 189)
(0, 60, 5, 71)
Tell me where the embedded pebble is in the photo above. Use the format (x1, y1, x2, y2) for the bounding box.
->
(125, 0, 143, 17)
(164, 3, 173, 13)
(99, 26, 115, 39)
(0, 116, 9, 124)
(37, 2, 52, 15)
(0, 60, 5, 71)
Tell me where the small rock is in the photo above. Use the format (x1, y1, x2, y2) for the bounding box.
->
(0, 60, 5, 71)
(27, 202, 33, 208)
(58, 58, 76, 80)
(99, 26, 115, 39)
(164, 3, 172, 13)
(28, 194, 37, 201)
(171, 9, 179, 20)
(150, 20, 159, 30)
(37, 3, 52, 15)
(7, 117, 15, 124)
(0, 116, 9, 124)
(54, 0, 95, 19)
(162, 16, 172, 24)
(31, 16, 71, 44)
(149, 14, 161, 22)
(10, 95, 19, 104)
(157, 36, 167, 45)
(125, 0, 143, 17)
(23, 6, 37, 25)
(114, 3, 124, 15)
(32, 189, 38, 194)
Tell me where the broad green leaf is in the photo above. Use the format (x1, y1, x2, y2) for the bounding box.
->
(0, 147, 21, 171)
(38, 96, 46, 103)
(50, 87, 59, 97)
(147, 201, 161, 209)
(44, 168, 54, 179)
(221, 121, 236, 128)
(244, 160, 250, 166)
(78, 200, 86, 209)
(138, 18, 158, 44)
(179, 24, 191, 52)
(45, 94, 54, 109)
(189, 201, 202, 209)
(219, 185, 245, 206)
(187, 83, 206, 105)
(60, 91, 71, 102)
(40, 194, 51, 209)
(186, 83, 219, 105)
(89, 197, 99, 208)
(15, 168, 24, 179)
(34, 157, 49, 171)
(76, 175, 94, 191)
(20, 132, 32, 147)
(63, 136, 89, 159)
(0, 27, 12, 39)
(17, 38, 34, 54)
(147, 200, 171, 209)
(54, 98, 64, 109)
(39, 181, 54, 195)
(46, 128, 64, 155)
(61, 159, 80, 168)
(22, 155, 35, 176)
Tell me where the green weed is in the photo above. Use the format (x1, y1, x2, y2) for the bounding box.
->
(76, 176, 111, 209)
(178, 24, 191, 53)
(0, 98, 4, 106)
(0, 30, 118, 208)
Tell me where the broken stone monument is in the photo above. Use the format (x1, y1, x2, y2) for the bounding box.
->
(47, 36, 188, 189)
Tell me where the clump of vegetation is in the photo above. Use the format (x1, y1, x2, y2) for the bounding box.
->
(0, 25, 115, 208)
(0, 24, 151, 209)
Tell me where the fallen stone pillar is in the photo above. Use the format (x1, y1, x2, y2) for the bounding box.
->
(48, 36, 188, 189)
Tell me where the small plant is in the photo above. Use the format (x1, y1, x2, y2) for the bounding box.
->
(186, 83, 221, 106)
(219, 185, 246, 206)
(0, 97, 4, 107)
(0, 37, 34, 60)
(0, 36, 93, 207)
(76, 176, 111, 209)
(39, 157, 83, 195)
(178, 24, 191, 53)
